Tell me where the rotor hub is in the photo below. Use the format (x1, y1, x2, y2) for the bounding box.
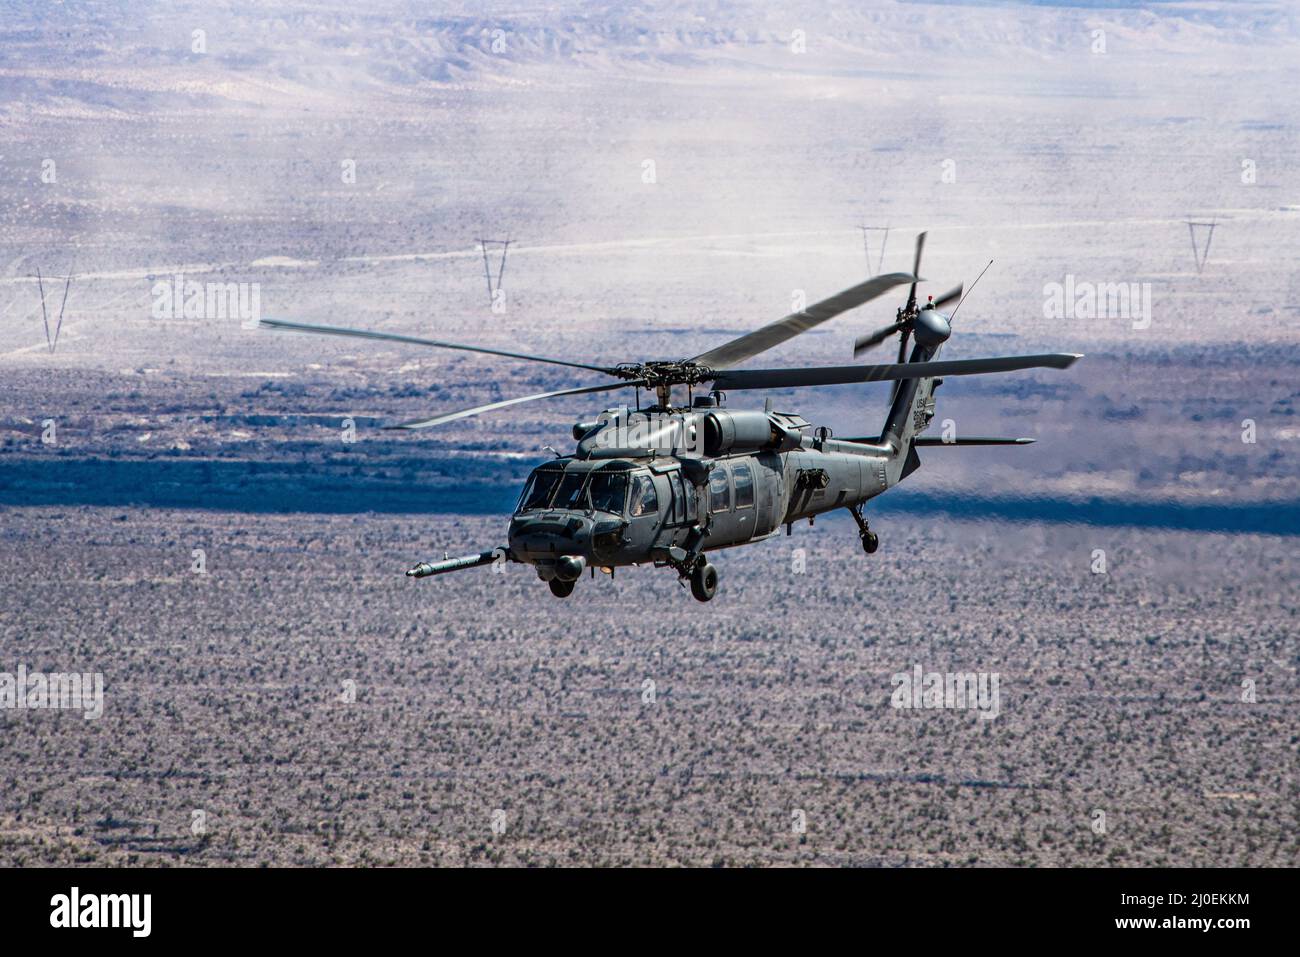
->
(615, 360, 716, 387)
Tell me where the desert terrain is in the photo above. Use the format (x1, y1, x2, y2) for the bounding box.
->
(0, 0, 1295, 865)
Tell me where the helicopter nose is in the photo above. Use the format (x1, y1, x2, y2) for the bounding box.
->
(507, 513, 593, 559)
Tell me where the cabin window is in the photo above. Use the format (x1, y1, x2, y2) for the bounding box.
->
(629, 474, 659, 517)
(733, 463, 755, 509)
(709, 466, 730, 513)
(667, 471, 689, 524)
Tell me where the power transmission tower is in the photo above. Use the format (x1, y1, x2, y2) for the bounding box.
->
(859, 225, 889, 277)
(476, 237, 511, 305)
(33, 266, 74, 353)
(1186, 219, 1216, 274)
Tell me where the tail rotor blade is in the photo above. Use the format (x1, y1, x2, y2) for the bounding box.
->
(931, 283, 962, 310)
(949, 260, 993, 323)
(853, 320, 907, 358)
(906, 231, 927, 310)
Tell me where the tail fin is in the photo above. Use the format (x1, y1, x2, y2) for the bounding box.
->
(877, 347, 940, 454)
(876, 350, 1079, 485)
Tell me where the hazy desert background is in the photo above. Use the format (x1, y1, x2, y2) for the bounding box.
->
(0, 0, 1295, 865)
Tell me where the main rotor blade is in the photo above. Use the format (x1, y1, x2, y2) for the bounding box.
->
(383, 378, 645, 430)
(688, 272, 915, 370)
(950, 261, 993, 322)
(852, 320, 908, 357)
(711, 353, 1083, 391)
(260, 318, 621, 376)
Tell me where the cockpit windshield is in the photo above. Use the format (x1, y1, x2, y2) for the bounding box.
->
(516, 466, 630, 515)
(518, 469, 563, 511)
(552, 472, 587, 510)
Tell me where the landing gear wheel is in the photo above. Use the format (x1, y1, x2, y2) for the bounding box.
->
(690, 562, 718, 602)
(549, 579, 575, 598)
(847, 504, 877, 555)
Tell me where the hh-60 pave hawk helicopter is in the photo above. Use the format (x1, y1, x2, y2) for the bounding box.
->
(262, 232, 1081, 601)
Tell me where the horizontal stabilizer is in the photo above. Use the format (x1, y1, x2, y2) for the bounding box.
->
(913, 436, 1035, 446)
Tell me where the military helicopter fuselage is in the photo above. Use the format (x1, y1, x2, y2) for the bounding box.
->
(263, 231, 1080, 601)
(505, 402, 894, 583)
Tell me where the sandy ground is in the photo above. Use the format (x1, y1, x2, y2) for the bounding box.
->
(0, 1, 1296, 866)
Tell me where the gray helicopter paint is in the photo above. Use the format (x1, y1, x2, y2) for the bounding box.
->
(504, 321, 956, 583)
(262, 231, 1079, 599)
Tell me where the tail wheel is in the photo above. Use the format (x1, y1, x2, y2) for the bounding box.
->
(549, 579, 575, 598)
(690, 562, 718, 602)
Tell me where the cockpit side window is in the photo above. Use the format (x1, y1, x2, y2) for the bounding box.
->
(588, 471, 629, 514)
(518, 469, 563, 511)
(629, 474, 659, 517)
